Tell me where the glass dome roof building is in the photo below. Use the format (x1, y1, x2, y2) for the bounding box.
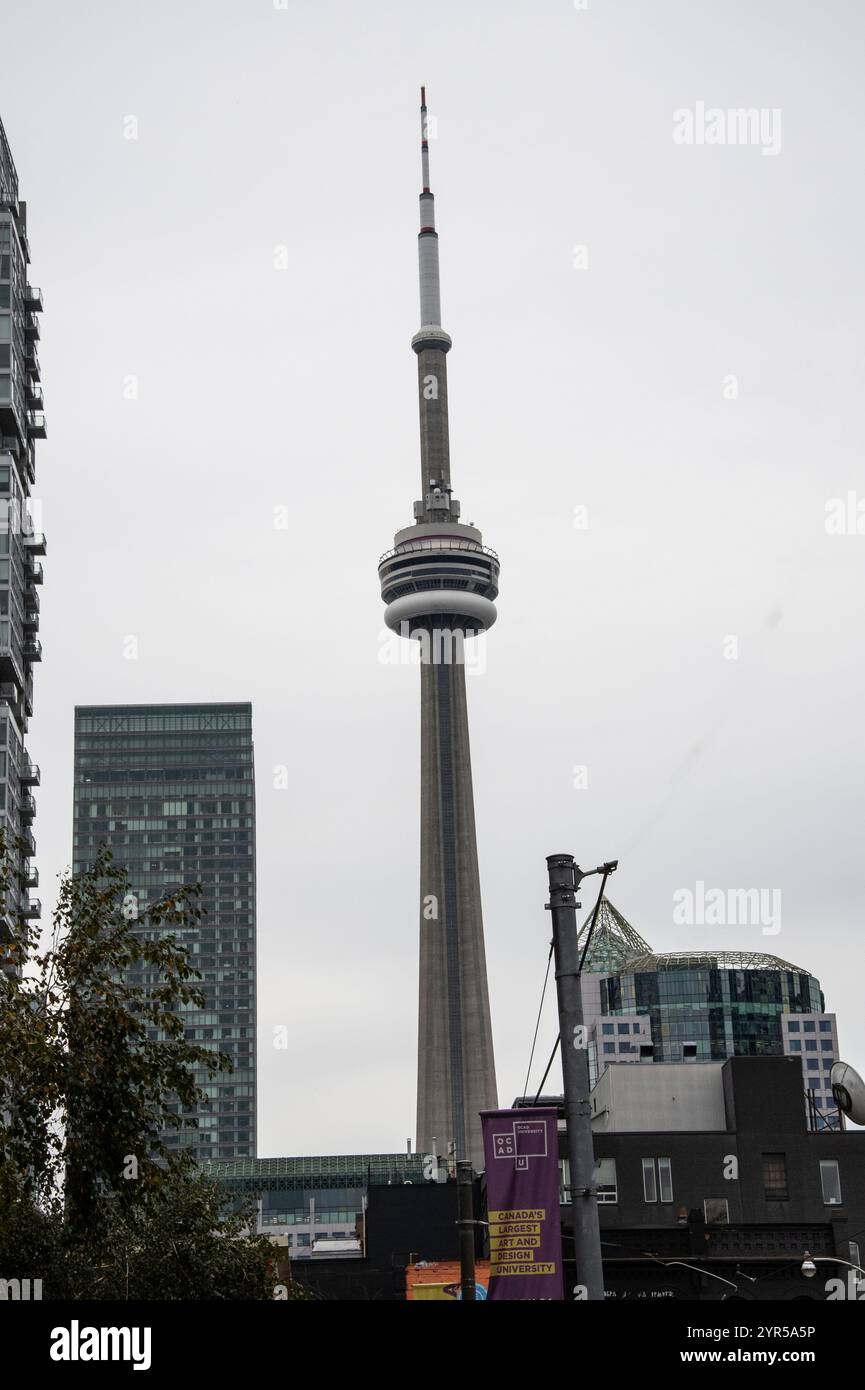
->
(600, 950, 825, 1064)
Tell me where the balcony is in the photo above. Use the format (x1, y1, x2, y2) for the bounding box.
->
(24, 585, 39, 613)
(26, 413, 46, 440)
(25, 866, 38, 889)
(22, 898, 41, 920)
(23, 608, 38, 633)
(0, 649, 18, 684)
(21, 830, 35, 857)
(23, 285, 43, 313)
(21, 759, 40, 786)
(0, 679, 29, 727)
(24, 341, 39, 372)
(23, 638, 42, 663)
(26, 560, 43, 585)
(20, 793, 35, 822)
(25, 381, 43, 409)
(23, 530, 46, 556)
(24, 314, 40, 342)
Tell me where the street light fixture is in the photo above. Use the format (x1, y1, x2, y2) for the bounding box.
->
(801, 1251, 865, 1281)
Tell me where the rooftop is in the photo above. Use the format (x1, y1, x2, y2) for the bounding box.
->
(203, 1153, 428, 1193)
(619, 949, 811, 974)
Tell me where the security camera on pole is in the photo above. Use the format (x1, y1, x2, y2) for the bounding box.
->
(545, 854, 618, 1302)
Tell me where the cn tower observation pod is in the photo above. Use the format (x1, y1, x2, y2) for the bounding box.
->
(379, 524, 499, 636)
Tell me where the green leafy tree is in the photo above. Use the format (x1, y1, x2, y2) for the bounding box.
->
(0, 838, 281, 1299)
(67, 1163, 279, 1301)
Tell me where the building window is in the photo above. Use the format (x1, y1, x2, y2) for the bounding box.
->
(559, 1157, 570, 1204)
(819, 1020, 832, 1032)
(787, 1021, 800, 1033)
(789, 1040, 802, 1051)
(617, 1023, 629, 1035)
(803, 1021, 815, 1032)
(805, 1041, 817, 1051)
(820, 1160, 842, 1206)
(657, 1157, 673, 1203)
(595, 1157, 617, 1204)
(820, 1041, 833, 1051)
(762, 1153, 789, 1201)
(602, 1043, 615, 1054)
(642, 1158, 658, 1203)
(704, 1197, 729, 1225)
(601, 1023, 614, 1035)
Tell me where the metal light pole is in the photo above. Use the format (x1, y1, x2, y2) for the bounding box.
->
(457, 1160, 477, 1300)
(545, 853, 616, 1302)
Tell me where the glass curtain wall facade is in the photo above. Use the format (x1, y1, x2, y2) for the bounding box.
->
(601, 964, 824, 1064)
(72, 703, 257, 1160)
(0, 118, 45, 960)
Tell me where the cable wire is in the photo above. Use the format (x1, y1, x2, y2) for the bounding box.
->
(522, 943, 553, 1102)
(532, 1034, 561, 1105)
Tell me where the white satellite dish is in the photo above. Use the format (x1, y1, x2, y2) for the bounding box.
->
(830, 1062, 865, 1125)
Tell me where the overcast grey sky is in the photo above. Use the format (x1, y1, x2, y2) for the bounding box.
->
(4, 0, 864, 1154)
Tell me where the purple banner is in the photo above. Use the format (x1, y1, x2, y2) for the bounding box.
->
(481, 1107, 564, 1301)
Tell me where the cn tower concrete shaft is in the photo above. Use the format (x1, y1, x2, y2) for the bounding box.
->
(418, 661, 497, 1167)
(378, 90, 498, 1167)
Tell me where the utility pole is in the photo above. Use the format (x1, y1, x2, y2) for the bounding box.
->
(456, 1159, 477, 1300)
(545, 853, 617, 1301)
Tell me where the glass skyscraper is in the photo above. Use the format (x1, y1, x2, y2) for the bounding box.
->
(72, 703, 257, 1160)
(0, 117, 45, 954)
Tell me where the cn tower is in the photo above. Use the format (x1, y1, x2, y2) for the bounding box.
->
(379, 90, 498, 1167)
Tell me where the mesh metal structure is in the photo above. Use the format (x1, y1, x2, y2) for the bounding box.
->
(576, 897, 652, 973)
(620, 949, 810, 974)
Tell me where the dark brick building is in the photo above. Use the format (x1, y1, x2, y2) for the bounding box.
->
(558, 1057, 865, 1300)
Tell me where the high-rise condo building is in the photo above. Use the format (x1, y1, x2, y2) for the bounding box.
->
(378, 91, 498, 1166)
(72, 703, 257, 1160)
(0, 117, 45, 955)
